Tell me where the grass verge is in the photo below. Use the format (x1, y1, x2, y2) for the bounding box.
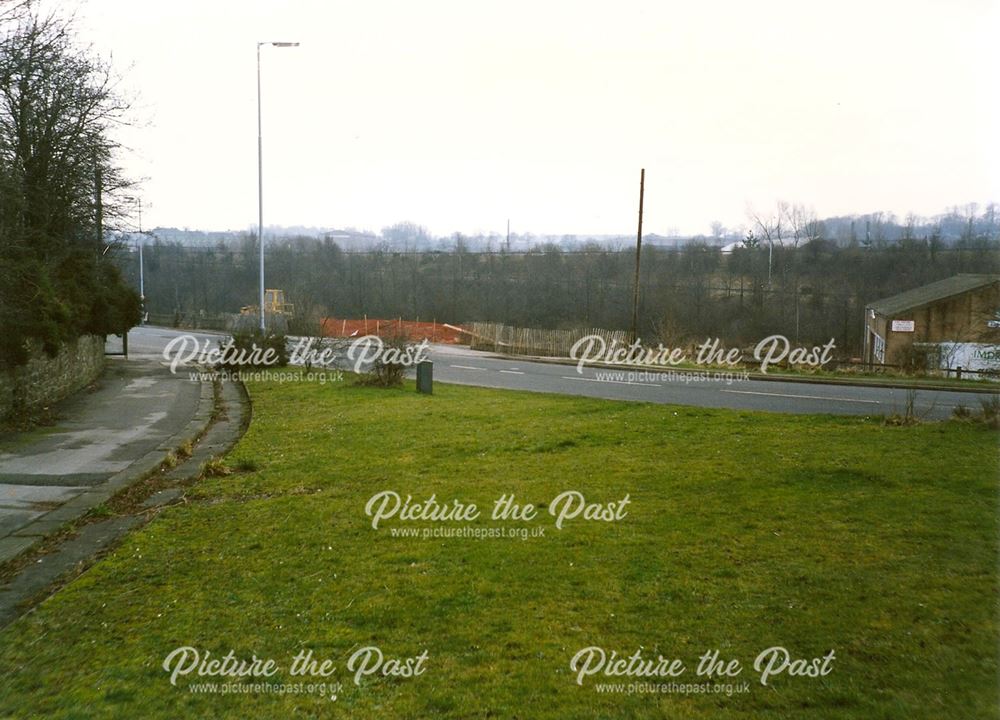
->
(0, 372, 996, 718)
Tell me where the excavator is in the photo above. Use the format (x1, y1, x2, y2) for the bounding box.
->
(240, 288, 294, 318)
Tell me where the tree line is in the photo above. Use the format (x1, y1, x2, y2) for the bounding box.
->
(0, 6, 140, 368)
(119, 231, 999, 357)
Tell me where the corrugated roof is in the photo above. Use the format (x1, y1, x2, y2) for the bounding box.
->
(868, 274, 1000, 316)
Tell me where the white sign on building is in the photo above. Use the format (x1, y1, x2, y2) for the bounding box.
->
(891, 319, 915, 332)
(936, 343, 1000, 376)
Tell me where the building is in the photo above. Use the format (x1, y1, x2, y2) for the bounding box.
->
(864, 274, 1000, 373)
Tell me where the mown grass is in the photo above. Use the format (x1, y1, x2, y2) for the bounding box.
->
(0, 372, 996, 718)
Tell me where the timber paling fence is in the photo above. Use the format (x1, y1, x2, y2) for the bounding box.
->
(468, 322, 629, 358)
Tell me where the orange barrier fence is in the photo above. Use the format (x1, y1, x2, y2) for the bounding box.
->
(320, 317, 470, 344)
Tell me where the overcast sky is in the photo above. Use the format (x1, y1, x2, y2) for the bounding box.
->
(69, 0, 999, 237)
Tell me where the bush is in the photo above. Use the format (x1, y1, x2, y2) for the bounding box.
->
(979, 395, 1000, 429)
(354, 332, 412, 388)
(952, 404, 973, 420)
(883, 389, 920, 426)
(894, 344, 929, 375)
(949, 395, 999, 429)
(202, 458, 232, 477)
(221, 329, 289, 370)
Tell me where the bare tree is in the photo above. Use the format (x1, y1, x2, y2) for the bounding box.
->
(0, 8, 139, 365)
(747, 204, 784, 286)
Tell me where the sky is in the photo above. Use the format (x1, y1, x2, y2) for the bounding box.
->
(63, 0, 1000, 237)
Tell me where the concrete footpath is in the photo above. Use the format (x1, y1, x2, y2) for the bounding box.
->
(0, 358, 211, 564)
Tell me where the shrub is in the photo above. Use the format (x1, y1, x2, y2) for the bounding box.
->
(221, 329, 288, 370)
(354, 332, 412, 388)
(948, 395, 999, 429)
(979, 395, 1000, 429)
(952, 404, 973, 420)
(883, 389, 920, 426)
(202, 458, 232, 477)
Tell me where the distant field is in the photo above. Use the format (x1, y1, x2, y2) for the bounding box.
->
(0, 372, 996, 718)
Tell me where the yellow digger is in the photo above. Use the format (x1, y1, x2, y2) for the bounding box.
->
(241, 289, 295, 318)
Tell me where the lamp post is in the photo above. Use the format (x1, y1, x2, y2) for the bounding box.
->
(257, 40, 299, 332)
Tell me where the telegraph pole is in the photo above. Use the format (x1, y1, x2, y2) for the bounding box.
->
(94, 158, 103, 248)
(630, 168, 645, 341)
(137, 199, 145, 321)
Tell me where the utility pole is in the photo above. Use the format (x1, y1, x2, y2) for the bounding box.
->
(257, 42, 265, 332)
(94, 158, 103, 248)
(506, 219, 510, 252)
(137, 199, 145, 322)
(139, 243, 144, 311)
(630, 168, 645, 342)
(767, 238, 772, 286)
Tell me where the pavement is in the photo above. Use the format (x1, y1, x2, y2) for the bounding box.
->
(0, 338, 252, 627)
(0, 356, 211, 565)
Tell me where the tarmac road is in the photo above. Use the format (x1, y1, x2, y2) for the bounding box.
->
(134, 325, 994, 420)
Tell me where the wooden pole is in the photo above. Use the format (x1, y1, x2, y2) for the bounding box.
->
(630, 168, 645, 341)
(94, 156, 103, 249)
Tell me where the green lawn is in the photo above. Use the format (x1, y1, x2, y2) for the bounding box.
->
(0, 372, 997, 718)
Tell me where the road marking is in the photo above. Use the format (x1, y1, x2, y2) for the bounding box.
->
(450, 364, 485, 371)
(721, 389, 880, 404)
(561, 376, 661, 387)
(499, 370, 525, 375)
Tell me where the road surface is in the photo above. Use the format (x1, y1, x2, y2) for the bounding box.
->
(128, 326, 993, 420)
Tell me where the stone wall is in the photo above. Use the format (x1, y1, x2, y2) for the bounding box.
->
(0, 335, 106, 421)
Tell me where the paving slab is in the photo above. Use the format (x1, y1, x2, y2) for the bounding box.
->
(0, 350, 251, 628)
(0, 516, 143, 627)
(141, 488, 184, 508)
(0, 358, 207, 563)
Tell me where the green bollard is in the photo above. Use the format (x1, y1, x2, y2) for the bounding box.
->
(416, 360, 433, 394)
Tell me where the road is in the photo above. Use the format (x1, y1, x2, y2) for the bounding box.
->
(128, 326, 993, 420)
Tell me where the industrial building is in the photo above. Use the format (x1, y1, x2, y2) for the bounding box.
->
(864, 274, 1000, 375)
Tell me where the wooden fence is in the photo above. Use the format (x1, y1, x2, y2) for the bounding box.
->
(468, 322, 629, 358)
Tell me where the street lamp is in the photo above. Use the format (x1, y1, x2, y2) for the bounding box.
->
(257, 40, 299, 332)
